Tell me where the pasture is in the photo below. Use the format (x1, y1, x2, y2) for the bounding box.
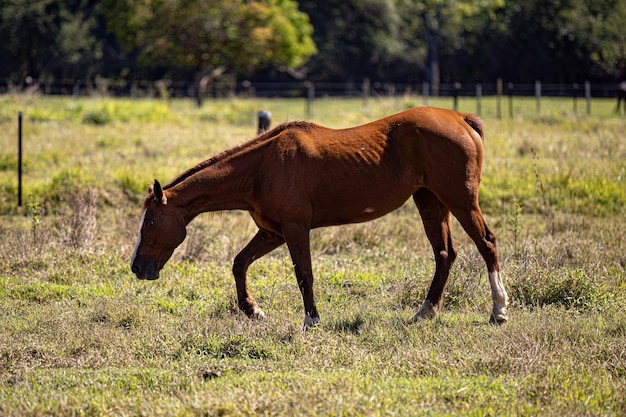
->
(0, 94, 625, 416)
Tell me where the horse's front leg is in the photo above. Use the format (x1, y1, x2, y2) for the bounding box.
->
(232, 229, 284, 319)
(282, 224, 319, 329)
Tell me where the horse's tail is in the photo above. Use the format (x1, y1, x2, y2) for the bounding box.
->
(463, 115, 484, 141)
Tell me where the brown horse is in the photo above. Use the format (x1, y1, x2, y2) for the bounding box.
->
(130, 106, 509, 327)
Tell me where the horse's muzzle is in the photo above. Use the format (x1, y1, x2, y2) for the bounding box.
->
(131, 261, 160, 280)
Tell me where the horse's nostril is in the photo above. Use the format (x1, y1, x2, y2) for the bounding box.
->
(131, 264, 141, 275)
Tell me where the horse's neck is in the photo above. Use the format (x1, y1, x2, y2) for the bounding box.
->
(168, 152, 258, 222)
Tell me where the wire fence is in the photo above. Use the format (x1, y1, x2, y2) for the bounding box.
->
(1, 77, 621, 99)
(2, 78, 624, 119)
(4, 78, 624, 208)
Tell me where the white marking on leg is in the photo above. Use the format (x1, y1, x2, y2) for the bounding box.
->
(251, 308, 267, 320)
(130, 210, 146, 268)
(489, 271, 509, 323)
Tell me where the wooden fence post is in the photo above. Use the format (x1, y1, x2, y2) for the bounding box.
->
(422, 82, 429, 106)
(535, 80, 541, 113)
(508, 82, 514, 119)
(496, 78, 503, 119)
(453, 82, 461, 111)
(585, 81, 591, 115)
(305, 81, 314, 119)
(363, 78, 370, 108)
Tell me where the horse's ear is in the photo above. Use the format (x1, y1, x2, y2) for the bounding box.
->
(151, 179, 167, 205)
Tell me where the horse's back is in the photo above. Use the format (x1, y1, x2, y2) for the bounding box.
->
(263, 106, 484, 186)
(391, 106, 483, 142)
(253, 107, 484, 227)
(270, 107, 482, 159)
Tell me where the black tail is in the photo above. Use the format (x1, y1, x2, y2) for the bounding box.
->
(463, 115, 484, 140)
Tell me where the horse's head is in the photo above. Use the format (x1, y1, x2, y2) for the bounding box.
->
(130, 180, 186, 280)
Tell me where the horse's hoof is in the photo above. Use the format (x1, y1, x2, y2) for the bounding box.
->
(410, 300, 437, 322)
(489, 312, 508, 326)
(303, 314, 320, 330)
(250, 308, 267, 321)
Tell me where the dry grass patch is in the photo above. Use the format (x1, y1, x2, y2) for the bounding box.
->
(0, 96, 625, 416)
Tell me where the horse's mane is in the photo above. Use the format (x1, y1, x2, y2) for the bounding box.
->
(163, 120, 313, 190)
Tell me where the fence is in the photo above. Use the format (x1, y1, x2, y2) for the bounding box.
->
(2, 78, 623, 119)
(6, 77, 624, 208)
(1, 78, 620, 98)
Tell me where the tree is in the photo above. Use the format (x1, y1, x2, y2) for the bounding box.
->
(0, 0, 104, 83)
(103, 0, 316, 105)
(564, 0, 626, 79)
(457, 0, 625, 83)
(395, 0, 506, 95)
(399, 0, 444, 94)
(493, 0, 590, 82)
(52, 1, 105, 81)
(0, 0, 56, 81)
(299, 0, 404, 83)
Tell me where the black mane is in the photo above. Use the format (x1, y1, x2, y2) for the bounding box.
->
(163, 120, 314, 190)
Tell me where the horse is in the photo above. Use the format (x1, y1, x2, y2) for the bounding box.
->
(130, 106, 509, 327)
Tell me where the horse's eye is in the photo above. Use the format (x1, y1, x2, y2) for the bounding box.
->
(146, 220, 155, 227)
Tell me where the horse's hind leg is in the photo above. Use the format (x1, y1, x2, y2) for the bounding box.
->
(233, 229, 285, 319)
(411, 189, 457, 321)
(449, 202, 509, 324)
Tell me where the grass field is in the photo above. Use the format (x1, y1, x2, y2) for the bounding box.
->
(0, 94, 625, 416)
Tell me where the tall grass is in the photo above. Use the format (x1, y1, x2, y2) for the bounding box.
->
(0, 95, 625, 416)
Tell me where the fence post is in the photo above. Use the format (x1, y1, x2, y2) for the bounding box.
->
(535, 80, 541, 113)
(572, 83, 579, 114)
(508, 83, 514, 119)
(242, 80, 253, 97)
(17, 111, 23, 207)
(496, 78, 503, 119)
(453, 82, 461, 111)
(257, 111, 271, 134)
(363, 78, 370, 108)
(476, 83, 482, 116)
(585, 81, 591, 115)
(305, 81, 314, 119)
(422, 82, 429, 106)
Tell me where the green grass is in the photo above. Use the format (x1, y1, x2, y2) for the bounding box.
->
(0, 94, 625, 416)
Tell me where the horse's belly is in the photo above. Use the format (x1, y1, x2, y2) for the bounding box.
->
(311, 181, 416, 227)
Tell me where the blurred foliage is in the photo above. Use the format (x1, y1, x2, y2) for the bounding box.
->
(101, 0, 315, 103)
(0, 0, 623, 94)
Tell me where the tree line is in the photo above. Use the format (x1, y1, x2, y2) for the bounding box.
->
(0, 0, 624, 102)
